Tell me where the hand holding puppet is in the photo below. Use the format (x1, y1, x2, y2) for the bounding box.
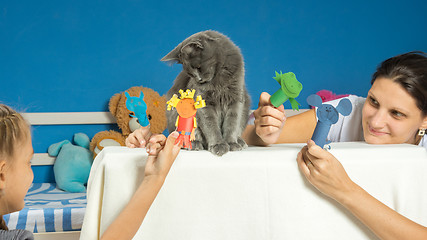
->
(307, 94, 352, 148)
(167, 89, 206, 149)
(89, 86, 167, 158)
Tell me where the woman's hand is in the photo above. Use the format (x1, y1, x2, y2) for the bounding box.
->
(253, 92, 286, 145)
(297, 140, 357, 202)
(144, 131, 181, 180)
(125, 126, 153, 148)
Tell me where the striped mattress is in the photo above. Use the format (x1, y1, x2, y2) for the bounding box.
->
(4, 183, 86, 233)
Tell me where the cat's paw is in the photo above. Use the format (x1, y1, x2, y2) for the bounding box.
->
(228, 142, 243, 151)
(228, 137, 248, 151)
(229, 141, 247, 151)
(209, 143, 230, 156)
(191, 140, 205, 151)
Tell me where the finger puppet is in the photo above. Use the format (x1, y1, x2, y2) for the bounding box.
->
(90, 86, 167, 158)
(270, 71, 303, 110)
(125, 91, 150, 127)
(307, 94, 352, 148)
(167, 89, 206, 149)
(48, 133, 92, 192)
(161, 30, 250, 156)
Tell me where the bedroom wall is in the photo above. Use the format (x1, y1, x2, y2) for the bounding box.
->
(1, 0, 426, 182)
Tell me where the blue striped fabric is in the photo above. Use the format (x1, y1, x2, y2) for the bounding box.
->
(4, 183, 86, 233)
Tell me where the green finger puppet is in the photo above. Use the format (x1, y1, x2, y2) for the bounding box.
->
(270, 71, 303, 110)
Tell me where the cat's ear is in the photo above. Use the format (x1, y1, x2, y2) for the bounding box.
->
(161, 43, 182, 63)
(181, 40, 204, 55)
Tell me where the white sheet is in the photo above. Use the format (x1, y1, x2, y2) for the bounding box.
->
(80, 143, 427, 240)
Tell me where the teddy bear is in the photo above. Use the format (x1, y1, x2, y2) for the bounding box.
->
(90, 86, 167, 158)
(48, 133, 93, 192)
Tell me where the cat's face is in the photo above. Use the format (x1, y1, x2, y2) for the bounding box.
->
(161, 31, 222, 84)
(180, 43, 217, 84)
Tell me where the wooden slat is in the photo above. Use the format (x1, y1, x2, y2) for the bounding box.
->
(33, 231, 80, 240)
(22, 110, 308, 125)
(21, 112, 116, 125)
(32, 153, 55, 166)
(250, 109, 309, 117)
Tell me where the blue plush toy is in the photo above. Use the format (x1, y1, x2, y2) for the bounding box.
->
(48, 133, 93, 193)
(307, 94, 352, 148)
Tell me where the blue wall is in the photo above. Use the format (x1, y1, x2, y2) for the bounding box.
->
(1, 0, 426, 182)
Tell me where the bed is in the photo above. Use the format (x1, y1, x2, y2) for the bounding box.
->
(4, 183, 86, 234)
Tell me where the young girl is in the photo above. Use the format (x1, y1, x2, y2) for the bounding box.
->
(0, 104, 181, 240)
(0, 104, 34, 239)
(243, 51, 427, 239)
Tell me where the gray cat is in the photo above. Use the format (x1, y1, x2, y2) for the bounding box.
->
(161, 30, 250, 156)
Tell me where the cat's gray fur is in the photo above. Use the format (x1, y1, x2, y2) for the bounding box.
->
(161, 30, 250, 156)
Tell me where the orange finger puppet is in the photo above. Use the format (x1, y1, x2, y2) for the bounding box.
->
(167, 89, 206, 149)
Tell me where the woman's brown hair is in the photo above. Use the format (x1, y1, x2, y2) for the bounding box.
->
(372, 51, 427, 116)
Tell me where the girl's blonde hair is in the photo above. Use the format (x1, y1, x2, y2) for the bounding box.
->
(0, 104, 30, 161)
(0, 104, 30, 230)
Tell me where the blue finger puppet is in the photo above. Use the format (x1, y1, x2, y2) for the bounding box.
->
(307, 94, 352, 148)
(125, 91, 150, 127)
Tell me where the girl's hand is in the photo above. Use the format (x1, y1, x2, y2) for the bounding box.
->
(296, 140, 356, 202)
(253, 92, 286, 145)
(125, 126, 152, 148)
(144, 131, 181, 180)
(145, 134, 167, 155)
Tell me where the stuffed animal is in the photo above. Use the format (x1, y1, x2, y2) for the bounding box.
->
(48, 133, 93, 193)
(307, 94, 352, 148)
(90, 86, 167, 158)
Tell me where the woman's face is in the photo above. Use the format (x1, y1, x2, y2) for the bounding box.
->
(362, 77, 427, 144)
(1, 135, 34, 214)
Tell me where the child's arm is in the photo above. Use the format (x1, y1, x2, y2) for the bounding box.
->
(101, 132, 181, 240)
(297, 140, 427, 240)
(242, 92, 317, 146)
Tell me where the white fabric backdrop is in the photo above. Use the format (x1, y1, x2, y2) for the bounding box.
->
(80, 142, 427, 240)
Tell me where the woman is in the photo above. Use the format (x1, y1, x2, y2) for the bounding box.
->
(243, 51, 427, 239)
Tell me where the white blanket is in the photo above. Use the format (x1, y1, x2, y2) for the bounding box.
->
(80, 142, 427, 240)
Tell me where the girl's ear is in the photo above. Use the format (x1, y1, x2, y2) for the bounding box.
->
(0, 161, 7, 192)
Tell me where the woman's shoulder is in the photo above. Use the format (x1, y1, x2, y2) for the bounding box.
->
(418, 135, 427, 149)
(0, 229, 34, 240)
(326, 95, 365, 142)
